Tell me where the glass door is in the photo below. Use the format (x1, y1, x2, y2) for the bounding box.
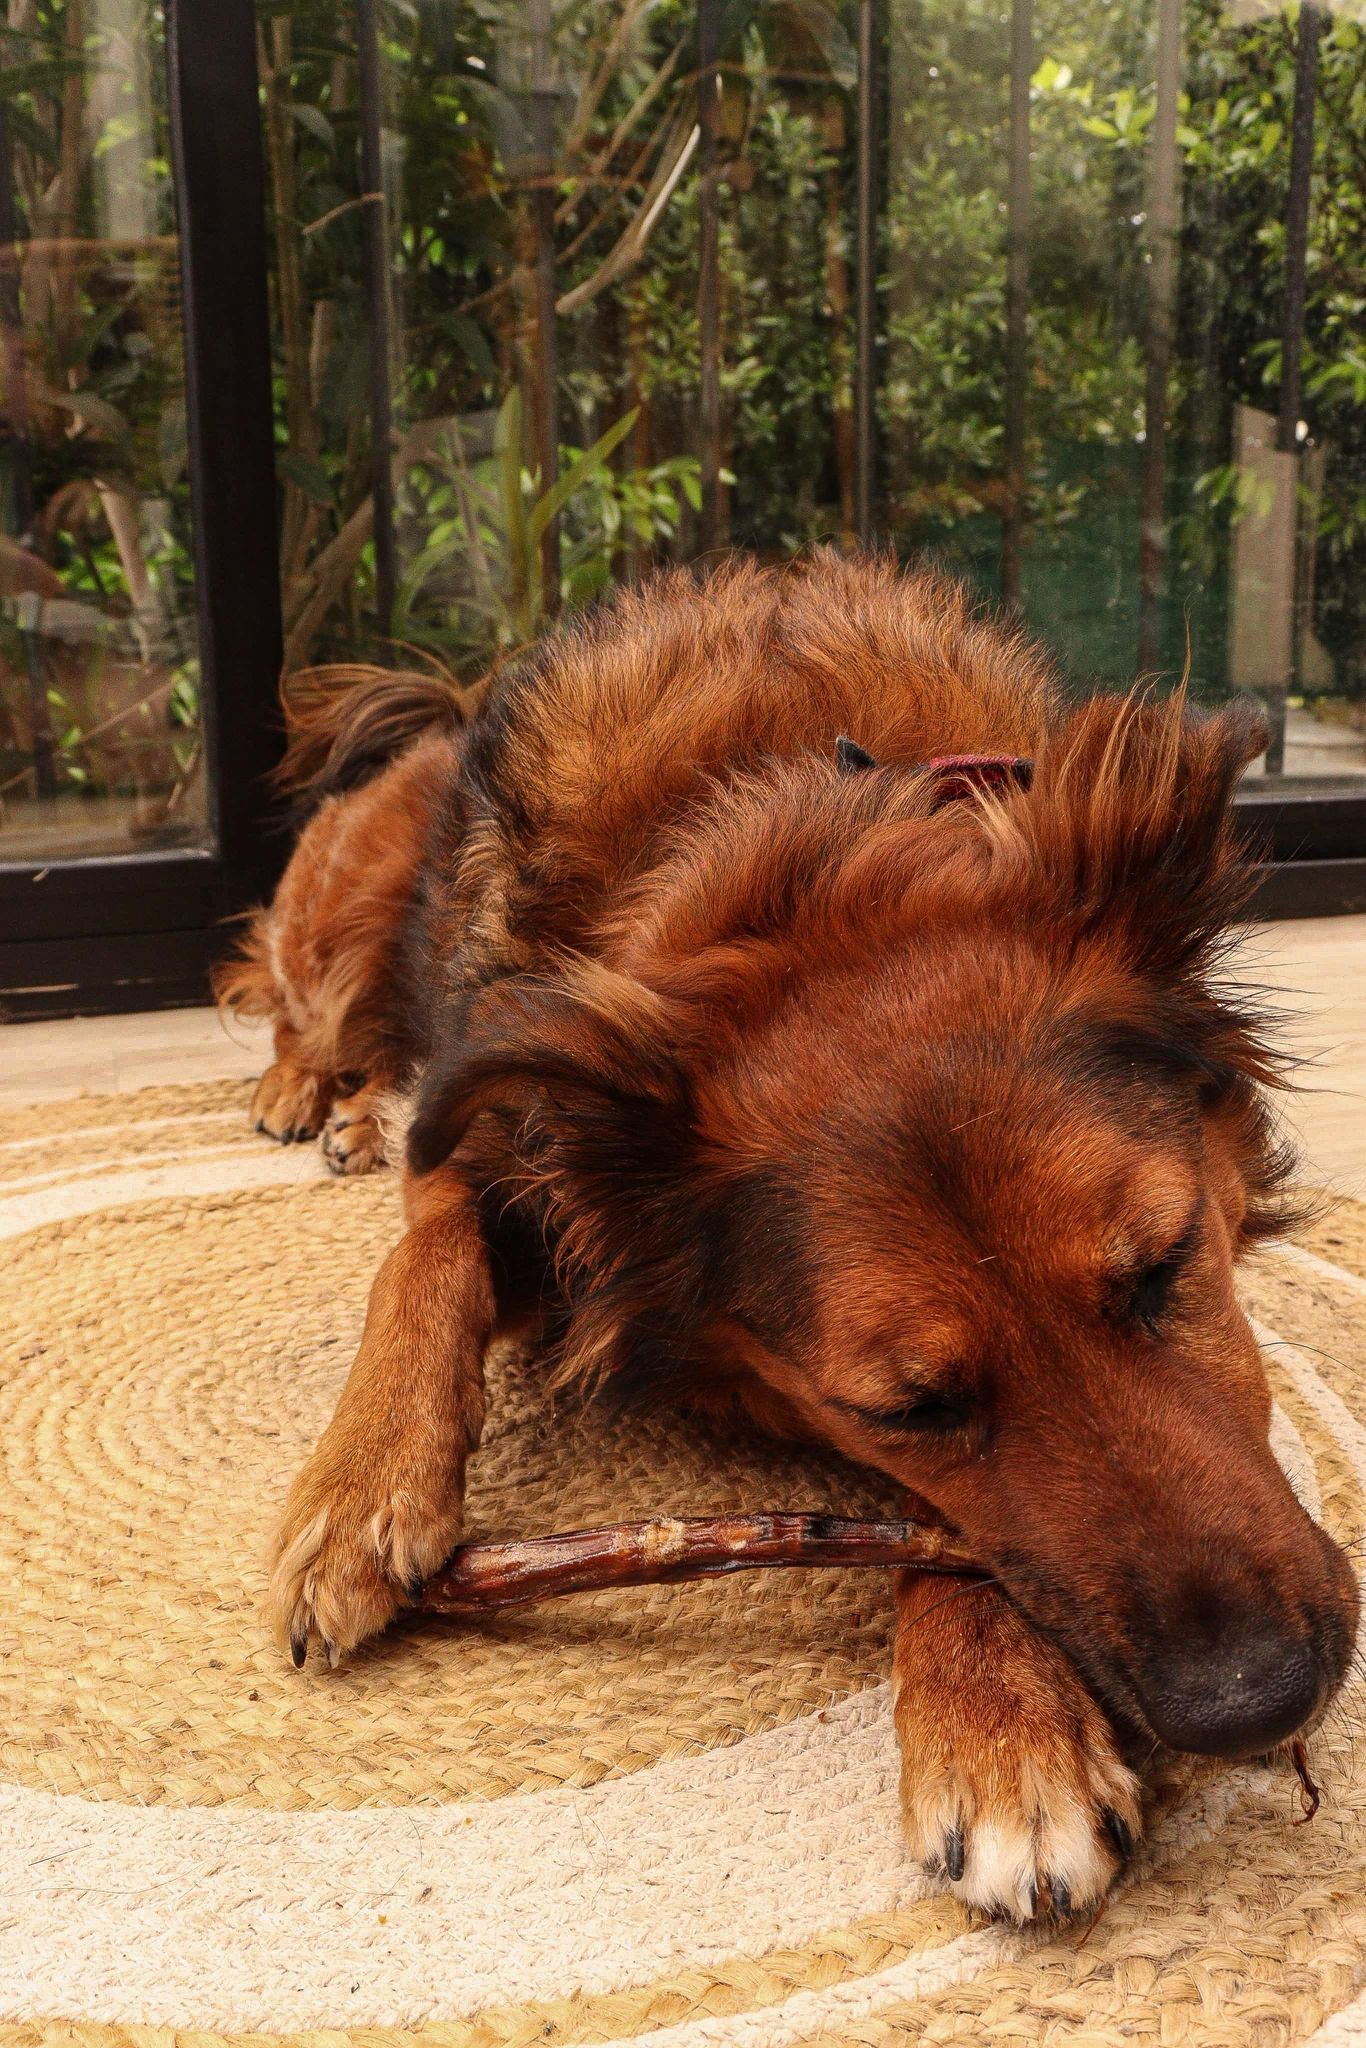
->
(0, 0, 283, 1016)
(0, 0, 205, 861)
(260, 0, 1364, 923)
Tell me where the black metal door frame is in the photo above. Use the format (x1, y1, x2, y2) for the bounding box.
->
(0, 0, 286, 1020)
(0, 0, 1363, 1023)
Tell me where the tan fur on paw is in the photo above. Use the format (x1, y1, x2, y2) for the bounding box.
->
(266, 1440, 463, 1667)
(252, 1060, 328, 1144)
(320, 1088, 387, 1176)
(895, 1582, 1141, 1923)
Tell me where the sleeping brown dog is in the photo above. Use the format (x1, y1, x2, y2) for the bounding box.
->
(220, 549, 1357, 1922)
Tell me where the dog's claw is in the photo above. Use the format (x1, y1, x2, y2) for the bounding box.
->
(1102, 1807, 1133, 1861)
(290, 1629, 308, 1669)
(1049, 1876, 1072, 1919)
(403, 1573, 425, 1602)
(325, 1639, 341, 1670)
(944, 1825, 965, 1882)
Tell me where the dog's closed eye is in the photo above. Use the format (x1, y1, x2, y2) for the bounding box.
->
(1116, 1222, 1200, 1335)
(835, 1391, 972, 1436)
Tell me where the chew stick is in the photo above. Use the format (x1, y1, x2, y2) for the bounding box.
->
(421, 1512, 985, 1613)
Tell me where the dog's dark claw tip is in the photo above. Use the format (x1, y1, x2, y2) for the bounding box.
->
(403, 1574, 425, 1601)
(1049, 1876, 1072, 1919)
(290, 1632, 308, 1669)
(1026, 1880, 1038, 1919)
(944, 1825, 965, 1882)
(278, 1127, 294, 1144)
(1102, 1808, 1133, 1861)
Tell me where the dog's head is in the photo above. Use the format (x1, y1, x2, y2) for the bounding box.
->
(409, 691, 1358, 1760)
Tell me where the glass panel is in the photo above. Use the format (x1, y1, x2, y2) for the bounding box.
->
(0, 0, 205, 863)
(262, 0, 865, 684)
(270, 0, 1366, 793)
(882, 0, 1366, 784)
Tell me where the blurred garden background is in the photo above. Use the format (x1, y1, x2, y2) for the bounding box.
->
(2, 0, 1365, 863)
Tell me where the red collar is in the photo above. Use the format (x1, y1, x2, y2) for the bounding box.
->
(834, 736, 1032, 804)
(922, 753, 1033, 807)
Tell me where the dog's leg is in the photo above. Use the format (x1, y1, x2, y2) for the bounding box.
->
(893, 1572, 1142, 1922)
(266, 1164, 492, 1664)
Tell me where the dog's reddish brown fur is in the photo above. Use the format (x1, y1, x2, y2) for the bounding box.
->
(221, 551, 1357, 1921)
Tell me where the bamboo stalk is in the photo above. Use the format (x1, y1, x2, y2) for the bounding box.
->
(421, 1513, 985, 1614)
(1000, 0, 1033, 613)
(854, 0, 877, 545)
(356, 0, 397, 639)
(696, 0, 723, 553)
(1265, 0, 1325, 778)
(1135, 0, 1184, 679)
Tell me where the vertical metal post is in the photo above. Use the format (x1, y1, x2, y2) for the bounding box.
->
(697, 0, 722, 554)
(854, 0, 878, 546)
(530, 133, 560, 614)
(165, 0, 285, 898)
(507, 0, 560, 617)
(0, 85, 55, 797)
(1277, 2, 1322, 459)
(1000, 0, 1032, 611)
(1136, 0, 1183, 678)
(1265, 0, 1324, 775)
(356, 0, 397, 641)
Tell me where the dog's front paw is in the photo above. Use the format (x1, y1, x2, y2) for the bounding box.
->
(252, 1059, 327, 1143)
(320, 1088, 387, 1176)
(894, 1584, 1141, 1922)
(266, 1437, 462, 1667)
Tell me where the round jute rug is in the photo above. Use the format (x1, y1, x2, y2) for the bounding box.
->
(2, 1077, 1365, 2048)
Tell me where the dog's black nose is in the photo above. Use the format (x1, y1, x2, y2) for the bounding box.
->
(1139, 1609, 1323, 1759)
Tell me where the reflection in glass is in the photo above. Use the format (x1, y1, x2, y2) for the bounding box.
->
(266, 0, 1366, 787)
(0, 0, 205, 862)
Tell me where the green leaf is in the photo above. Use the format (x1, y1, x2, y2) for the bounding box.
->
(278, 451, 334, 503)
(289, 102, 336, 150)
(158, 403, 188, 492)
(49, 389, 128, 441)
(528, 410, 640, 550)
(440, 312, 496, 384)
(1032, 57, 1072, 93)
(494, 386, 529, 612)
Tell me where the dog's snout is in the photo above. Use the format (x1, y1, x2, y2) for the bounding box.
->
(1136, 1595, 1329, 1760)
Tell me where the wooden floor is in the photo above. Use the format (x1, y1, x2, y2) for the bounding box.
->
(4, 914, 1365, 1196)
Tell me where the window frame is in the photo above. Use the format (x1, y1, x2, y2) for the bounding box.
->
(0, 0, 286, 1019)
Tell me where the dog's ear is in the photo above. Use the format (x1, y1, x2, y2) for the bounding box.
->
(1009, 692, 1267, 983)
(406, 963, 689, 1176)
(406, 962, 722, 1398)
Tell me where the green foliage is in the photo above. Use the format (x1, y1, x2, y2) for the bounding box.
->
(393, 388, 698, 654)
(4, 0, 1366, 827)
